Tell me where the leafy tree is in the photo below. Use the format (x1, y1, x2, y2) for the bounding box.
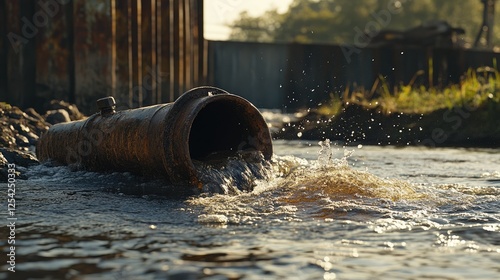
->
(229, 0, 498, 47)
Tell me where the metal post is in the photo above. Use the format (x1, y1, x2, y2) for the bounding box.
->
(474, 0, 496, 48)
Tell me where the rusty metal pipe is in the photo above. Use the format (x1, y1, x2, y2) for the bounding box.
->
(36, 87, 273, 187)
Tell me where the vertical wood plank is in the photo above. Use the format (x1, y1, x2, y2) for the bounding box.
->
(130, 0, 142, 107)
(170, 0, 179, 100)
(200, 0, 207, 85)
(150, 0, 157, 104)
(5, 0, 38, 107)
(0, 0, 7, 101)
(5, 2, 21, 106)
(141, 0, 152, 105)
(178, 0, 185, 95)
(137, 0, 143, 107)
(156, 0, 162, 104)
(127, 0, 133, 107)
(19, 0, 36, 108)
(66, 0, 75, 103)
(190, 0, 200, 86)
(160, 0, 170, 103)
(114, 0, 130, 107)
(111, 0, 116, 97)
(73, 0, 112, 112)
(184, 0, 192, 89)
(34, 0, 70, 103)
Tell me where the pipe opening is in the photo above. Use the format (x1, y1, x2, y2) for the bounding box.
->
(189, 100, 261, 161)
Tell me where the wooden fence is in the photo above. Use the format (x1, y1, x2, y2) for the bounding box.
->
(0, 0, 206, 113)
(2, 1, 500, 113)
(209, 41, 500, 110)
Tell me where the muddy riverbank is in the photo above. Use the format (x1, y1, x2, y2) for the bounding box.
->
(274, 101, 500, 147)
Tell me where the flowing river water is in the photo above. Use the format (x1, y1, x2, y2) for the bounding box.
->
(1, 140, 499, 279)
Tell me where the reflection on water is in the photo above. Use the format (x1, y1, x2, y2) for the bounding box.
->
(1, 140, 499, 279)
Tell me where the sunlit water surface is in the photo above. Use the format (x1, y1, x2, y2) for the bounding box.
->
(1, 140, 499, 279)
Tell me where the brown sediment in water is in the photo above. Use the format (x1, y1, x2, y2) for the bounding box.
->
(280, 165, 420, 203)
(189, 153, 425, 223)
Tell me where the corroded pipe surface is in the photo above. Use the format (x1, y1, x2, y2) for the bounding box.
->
(36, 87, 273, 187)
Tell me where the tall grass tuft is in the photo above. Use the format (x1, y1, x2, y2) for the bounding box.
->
(318, 68, 500, 116)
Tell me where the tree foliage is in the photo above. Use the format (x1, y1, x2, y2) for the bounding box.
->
(229, 0, 499, 47)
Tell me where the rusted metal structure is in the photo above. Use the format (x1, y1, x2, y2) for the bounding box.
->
(36, 86, 273, 187)
(367, 21, 466, 48)
(0, 0, 206, 113)
(474, 0, 496, 48)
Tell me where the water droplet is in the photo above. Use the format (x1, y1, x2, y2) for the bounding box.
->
(357, 144, 363, 149)
(297, 132, 303, 138)
(279, 84, 282, 88)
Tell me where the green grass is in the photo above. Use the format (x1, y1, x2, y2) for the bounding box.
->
(318, 68, 500, 115)
(0, 102, 12, 110)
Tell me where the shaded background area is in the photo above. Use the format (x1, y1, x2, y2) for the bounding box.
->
(212, 0, 500, 110)
(0, 0, 499, 113)
(226, 0, 500, 47)
(210, 41, 500, 110)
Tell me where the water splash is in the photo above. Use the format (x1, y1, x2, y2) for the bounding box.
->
(189, 140, 421, 224)
(278, 140, 419, 206)
(317, 139, 354, 167)
(194, 150, 273, 194)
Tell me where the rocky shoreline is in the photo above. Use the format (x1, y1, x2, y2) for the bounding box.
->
(0, 101, 85, 182)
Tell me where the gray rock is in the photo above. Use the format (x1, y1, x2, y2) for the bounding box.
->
(24, 131, 39, 145)
(0, 150, 28, 182)
(16, 134, 30, 147)
(48, 100, 85, 121)
(0, 152, 6, 167)
(0, 132, 16, 147)
(1, 105, 49, 150)
(0, 147, 38, 167)
(19, 123, 30, 133)
(24, 108, 45, 122)
(6, 107, 24, 119)
(45, 109, 71, 125)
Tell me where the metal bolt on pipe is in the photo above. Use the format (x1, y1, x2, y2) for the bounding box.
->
(36, 87, 273, 188)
